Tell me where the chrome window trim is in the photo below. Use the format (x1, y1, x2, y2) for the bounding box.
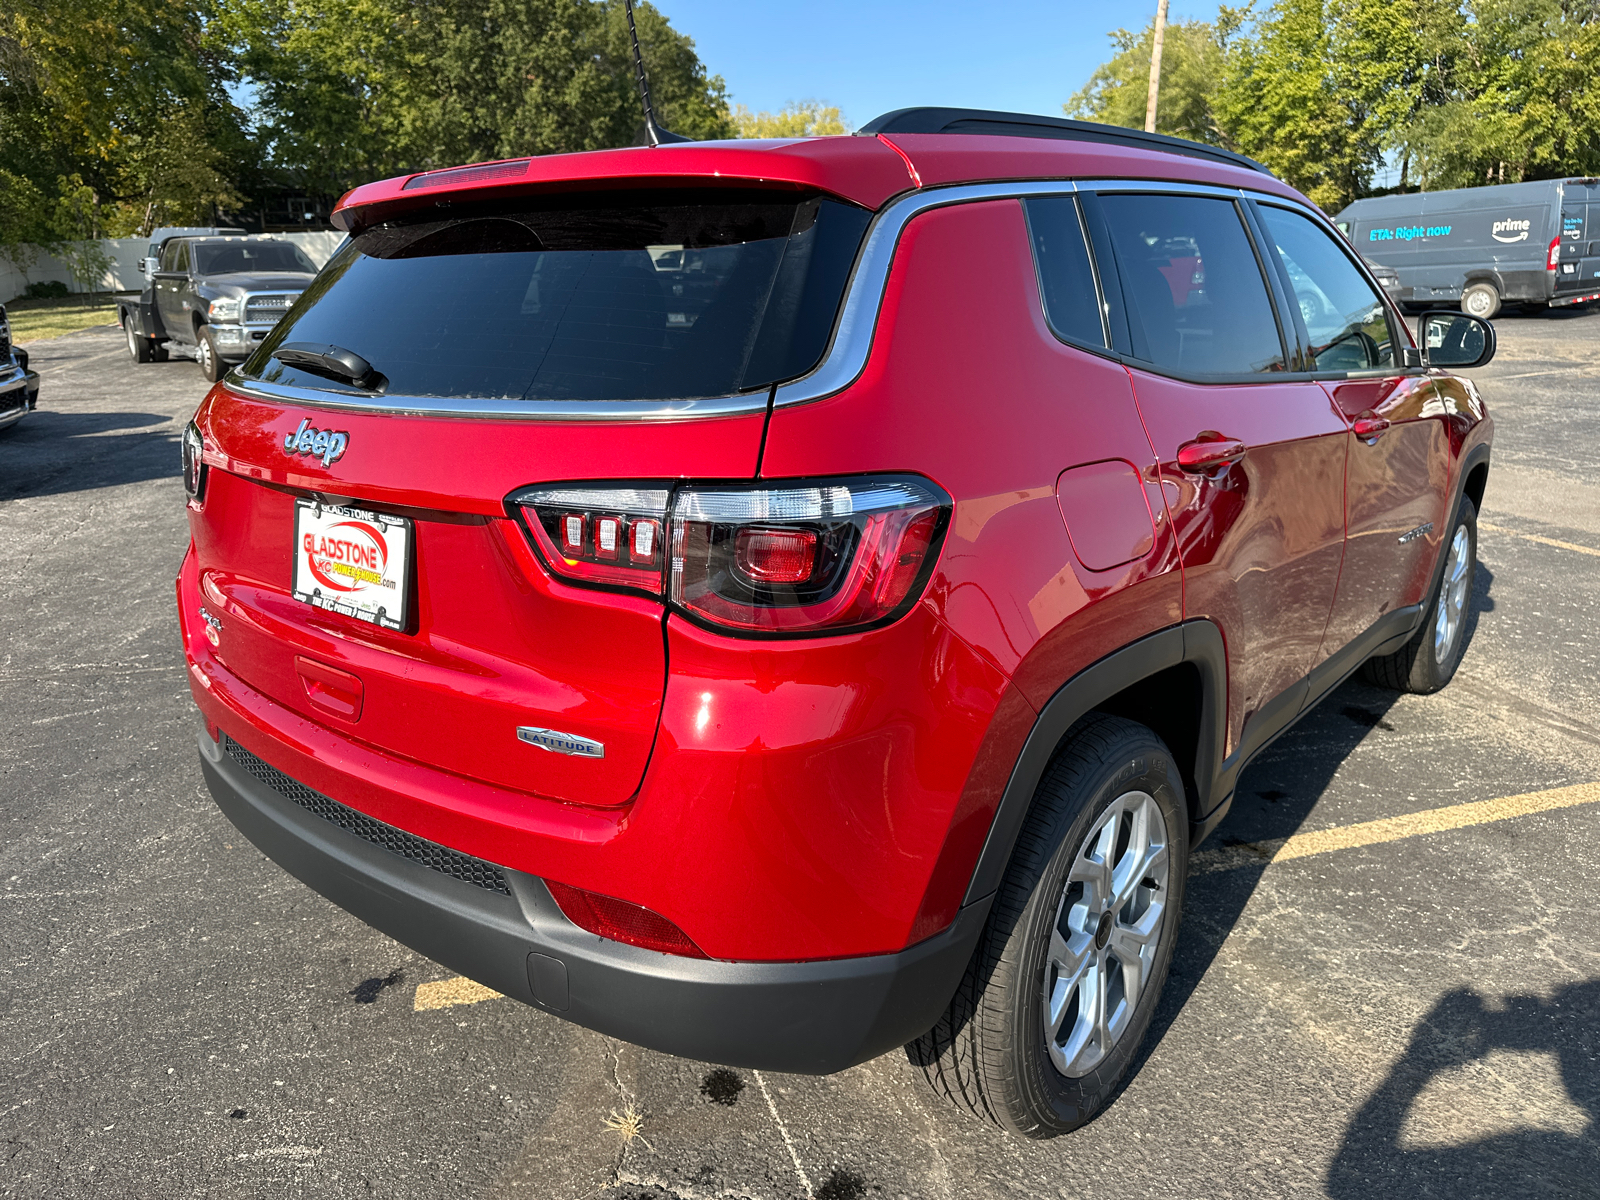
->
(222, 374, 770, 421)
(225, 175, 1315, 421)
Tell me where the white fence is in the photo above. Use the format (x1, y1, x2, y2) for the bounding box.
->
(0, 232, 346, 303)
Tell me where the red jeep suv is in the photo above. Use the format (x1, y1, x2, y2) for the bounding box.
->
(177, 108, 1494, 1137)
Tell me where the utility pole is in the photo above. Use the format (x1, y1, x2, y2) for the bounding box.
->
(1144, 0, 1170, 134)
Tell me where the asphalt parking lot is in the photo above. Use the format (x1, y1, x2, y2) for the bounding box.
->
(3, 310, 1598, 1199)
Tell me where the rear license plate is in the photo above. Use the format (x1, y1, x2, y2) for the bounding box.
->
(292, 500, 411, 630)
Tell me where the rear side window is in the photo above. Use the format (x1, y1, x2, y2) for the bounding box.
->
(1257, 205, 1394, 372)
(1024, 197, 1107, 347)
(1098, 193, 1285, 375)
(243, 191, 871, 403)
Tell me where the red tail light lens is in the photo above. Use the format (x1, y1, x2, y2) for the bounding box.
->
(670, 476, 949, 635)
(513, 485, 669, 591)
(544, 880, 708, 958)
(512, 475, 950, 635)
(734, 527, 817, 583)
(1548, 236, 1561, 271)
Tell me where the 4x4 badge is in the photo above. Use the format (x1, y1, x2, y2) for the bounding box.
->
(283, 418, 349, 468)
(517, 726, 605, 758)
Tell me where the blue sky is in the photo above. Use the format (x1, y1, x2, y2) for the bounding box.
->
(658, 0, 1220, 126)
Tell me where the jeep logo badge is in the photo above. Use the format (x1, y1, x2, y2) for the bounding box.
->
(283, 418, 349, 468)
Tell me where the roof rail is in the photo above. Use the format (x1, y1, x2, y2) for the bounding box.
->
(859, 108, 1273, 177)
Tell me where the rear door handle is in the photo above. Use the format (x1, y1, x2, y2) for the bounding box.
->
(1352, 413, 1391, 441)
(1177, 434, 1247, 472)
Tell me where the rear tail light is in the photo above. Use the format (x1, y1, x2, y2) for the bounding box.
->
(1548, 236, 1561, 271)
(670, 477, 947, 634)
(544, 880, 708, 958)
(511, 475, 949, 636)
(513, 485, 670, 590)
(181, 421, 207, 502)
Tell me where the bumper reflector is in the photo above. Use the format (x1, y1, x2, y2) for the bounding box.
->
(544, 880, 708, 958)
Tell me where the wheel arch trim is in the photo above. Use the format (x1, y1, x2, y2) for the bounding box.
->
(961, 621, 1225, 907)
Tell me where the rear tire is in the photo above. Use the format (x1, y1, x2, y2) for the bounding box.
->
(1462, 283, 1500, 320)
(908, 714, 1189, 1138)
(1362, 496, 1477, 693)
(124, 315, 153, 363)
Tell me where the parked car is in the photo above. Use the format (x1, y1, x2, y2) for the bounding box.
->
(1363, 256, 1402, 304)
(1335, 177, 1600, 316)
(177, 108, 1495, 1138)
(0, 302, 41, 435)
(120, 236, 317, 381)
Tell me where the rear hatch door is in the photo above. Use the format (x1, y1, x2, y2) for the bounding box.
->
(189, 186, 871, 809)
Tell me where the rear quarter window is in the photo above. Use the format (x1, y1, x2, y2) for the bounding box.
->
(1023, 196, 1107, 348)
(241, 191, 871, 403)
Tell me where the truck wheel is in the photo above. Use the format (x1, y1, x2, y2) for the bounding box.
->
(908, 714, 1188, 1138)
(124, 315, 153, 363)
(1362, 496, 1478, 693)
(197, 327, 226, 382)
(123, 315, 160, 361)
(1461, 283, 1500, 319)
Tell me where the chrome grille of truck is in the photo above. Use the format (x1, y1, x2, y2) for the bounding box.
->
(243, 293, 301, 326)
(222, 735, 512, 895)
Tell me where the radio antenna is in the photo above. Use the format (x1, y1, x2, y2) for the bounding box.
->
(624, 0, 690, 146)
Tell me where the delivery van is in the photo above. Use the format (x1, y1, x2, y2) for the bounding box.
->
(1335, 177, 1600, 316)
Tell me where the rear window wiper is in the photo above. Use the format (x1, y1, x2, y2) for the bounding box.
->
(273, 342, 386, 391)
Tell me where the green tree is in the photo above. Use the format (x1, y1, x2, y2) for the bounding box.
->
(732, 100, 850, 138)
(108, 103, 247, 237)
(0, 0, 250, 247)
(0, 168, 49, 279)
(1066, 16, 1237, 145)
(1400, 0, 1600, 188)
(1214, 0, 1415, 209)
(50, 173, 116, 298)
(232, 0, 734, 197)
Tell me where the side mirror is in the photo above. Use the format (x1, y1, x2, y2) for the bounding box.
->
(143, 256, 160, 278)
(1419, 312, 1496, 369)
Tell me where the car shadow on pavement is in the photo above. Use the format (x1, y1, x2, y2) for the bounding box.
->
(0, 410, 178, 501)
(1324, 981, 1600, 1198)
(1127, 562, 1498, 1097)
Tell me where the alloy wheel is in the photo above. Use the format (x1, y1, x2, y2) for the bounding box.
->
(1433, 524, 1471, 664)
(126, 322, 139, 361)
(1043, 790, 1170, 1077)
(197, 335, 212, 375)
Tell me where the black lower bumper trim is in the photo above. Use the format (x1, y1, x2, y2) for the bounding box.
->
(198, 730, 989, 1074)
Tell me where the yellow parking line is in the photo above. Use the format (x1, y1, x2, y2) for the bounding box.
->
(1196, 781, 1600, 873)
(1478, 521, 1600, 558)
(414, 976, 502, 1012)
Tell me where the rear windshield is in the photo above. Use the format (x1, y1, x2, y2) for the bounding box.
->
(195, 242, 317, 276)
(240, 191, 872, 403)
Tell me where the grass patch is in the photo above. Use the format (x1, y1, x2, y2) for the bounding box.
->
(5, 292, 122, 344)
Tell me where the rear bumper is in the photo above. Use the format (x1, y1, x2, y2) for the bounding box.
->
(199, 727, 988, 1074)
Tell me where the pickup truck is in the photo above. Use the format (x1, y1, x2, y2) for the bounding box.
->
(119, 235, 318, 382)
